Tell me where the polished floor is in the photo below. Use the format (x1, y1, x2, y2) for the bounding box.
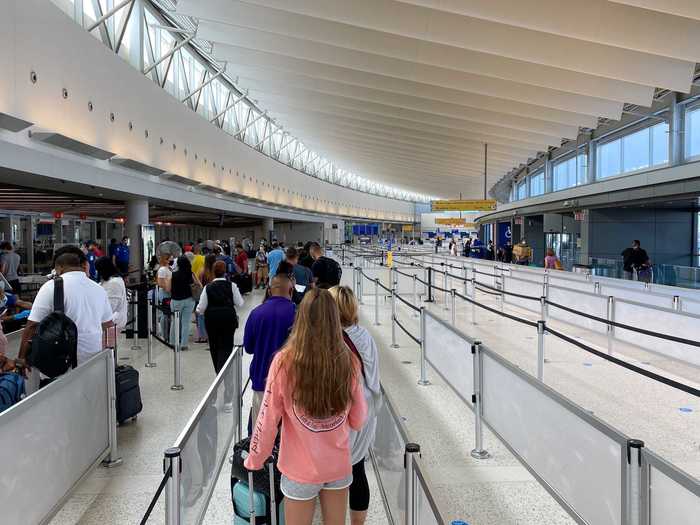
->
(49, 289, 387, 525)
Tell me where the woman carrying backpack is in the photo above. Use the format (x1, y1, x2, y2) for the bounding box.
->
(244, 288, 367, 525)
(328, 286, 381, 525)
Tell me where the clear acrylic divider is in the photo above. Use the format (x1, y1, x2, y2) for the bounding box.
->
(413, 457, 443, 525)
(174, 349, 240, 524)
(371, 391, 408, 524)
(547, 285, 609, 333)
(361, 267, 392, 296)
(643, 449, 700, 525)
(502, 275, 542, 313)
(0, 350, 112, 525)
(395, 267, 427, 296)
(480, 349, 627, 525)
(613, 300, 700, 367)
(423, 310, 474, 403)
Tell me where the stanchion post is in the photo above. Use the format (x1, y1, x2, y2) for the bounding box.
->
(426, 267, 433, 302)
(627, 439, 645, 525)
(171, 311, 184, 390)
(594, 281, 601, 295)
(672, 295, 680, 311)
(412, 274, 418, 317)
(418, 308, 429, 385)
(145, 297, 156, 367)
(404, 443, 420, 525)
(374, 278, 381, 326)
(462, 264, 468, 297)
(443, 270, 449, 310)
(537, 320, 545, 381)
(390, 283, 399, 349)
(451, 289, 456, 325)
(606, 296, 615, 356)
(540, 296, 547, 322)
(470, 342, 490, 459)
(470, 277, 477, 325)
(102, 350, 123, 467)
(164, 447, 181, 525)
(236, 348, 243, 443)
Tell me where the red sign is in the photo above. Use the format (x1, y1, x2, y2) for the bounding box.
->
(79, 213, 88, 220)
(53, 211, 64, 219)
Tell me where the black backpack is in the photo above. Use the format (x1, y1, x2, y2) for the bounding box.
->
(29, 277, 78, 378)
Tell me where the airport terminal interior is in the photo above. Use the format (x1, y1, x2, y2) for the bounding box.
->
(1, 1, 700, 524)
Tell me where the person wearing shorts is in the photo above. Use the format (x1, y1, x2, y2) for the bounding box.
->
(244, 289, 367, 525)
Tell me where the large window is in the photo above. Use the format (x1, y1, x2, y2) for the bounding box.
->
(552, 154, 587, 191)
(597, 121, 669, 179)
(529, 170, 544, 196)
(686, 106, 700, 160)
(516, 179, 527, 200)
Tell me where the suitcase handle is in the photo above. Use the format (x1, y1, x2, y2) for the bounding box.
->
(246, 463, 279, 525)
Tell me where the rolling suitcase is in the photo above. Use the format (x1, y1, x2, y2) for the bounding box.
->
(231, 437, 284, 524)
(104, 325, 142, 424)
(233, 273, 253, 295)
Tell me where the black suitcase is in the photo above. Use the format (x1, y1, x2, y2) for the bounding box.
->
(233, 273, 253, 295)
(115, 365, 142, 424)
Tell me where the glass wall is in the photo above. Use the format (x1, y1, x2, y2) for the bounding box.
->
(686, 106, 700, 160)
(552, 154, 586, 192)
(529, 170, 544, 197)
(597, 121, 669, 179)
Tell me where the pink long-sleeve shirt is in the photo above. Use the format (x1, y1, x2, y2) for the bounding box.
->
(244, 351, 368, 484)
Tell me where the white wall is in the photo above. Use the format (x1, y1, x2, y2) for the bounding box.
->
(0, 0, 416, 223)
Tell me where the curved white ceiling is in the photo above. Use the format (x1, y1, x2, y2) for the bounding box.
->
(176, 0, 698, 197)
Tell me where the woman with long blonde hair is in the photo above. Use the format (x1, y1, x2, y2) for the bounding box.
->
(328, 286, 381, 525)
(245, 288, 367, 525)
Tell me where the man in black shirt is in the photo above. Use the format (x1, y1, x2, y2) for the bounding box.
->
(621, 239, 649, 280)
(310, 243, 342, 289)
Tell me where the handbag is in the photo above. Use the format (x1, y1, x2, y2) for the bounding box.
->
(190, 273, 203, 300)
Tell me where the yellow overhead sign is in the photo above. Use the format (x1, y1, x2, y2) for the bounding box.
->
(431, 199, 497, 211)
(401, 224, 414, 232)
(435, 218, 475, 227)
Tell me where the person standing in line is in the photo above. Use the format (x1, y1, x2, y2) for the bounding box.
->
(0, 242, 21, 296)
(234, 243, 249, 274)
(243, 274, 295, 426)
(621, 239, 650, 280)
(170, 255, 201, 350)
(107, 238, 118, 261)
(266, 241, 286, 279)
(544, 249, 562, 270)
(95, 257, 128, 330)
(254, 243, 269, 289)
(286, 246, 313, 288)
(196, 260, 244, 408)
(112, 236, 130, 276)
(195, 254, 216, 343)
(299, 241, 315, 269)
(85, 241, 99, 281)
(328, 286, 381, 525)
(244, 288, 367, 525)
(310, 243, 342, 289)
(191, 244, 205, 279)
(18, 246, 114, 371)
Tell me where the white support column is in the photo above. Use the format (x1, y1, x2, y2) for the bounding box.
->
(126, 198, 149, 276)
(669, 93, 683, 166)
(263, 218, 274, 243)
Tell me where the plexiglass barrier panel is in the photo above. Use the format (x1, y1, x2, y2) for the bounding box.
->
(395, 267, 427, 296)
(424, 311, 474, 404)
(371, 397, 407, 524)
(547, 286, 608, 334)
(178, 353, 239, 524)
(414, 459, 442, 525)
(0, 351, 111, 525)
(613, 300, 700, 367)
(481, 351, 624, 525)
(361, 267, 392, 296)
(645, 451, 700, 525)
(502, 275, 541, 313)
(548, 274, 596, 293)
(599, 285, 671, 310)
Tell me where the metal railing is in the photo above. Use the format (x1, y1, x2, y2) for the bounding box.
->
(142, 346, 244, 525)
(0, 349, 121, 524)
(343, 245, 699, 525)
(369, 386, 446, 525)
